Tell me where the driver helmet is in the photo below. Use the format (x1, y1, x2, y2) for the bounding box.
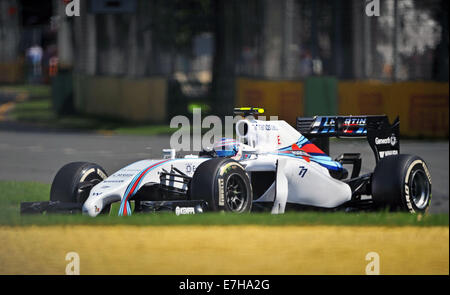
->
(213, 138, 240, 158)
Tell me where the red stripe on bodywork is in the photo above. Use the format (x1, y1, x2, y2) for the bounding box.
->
(292, 142, 325, 155)
(301, 155, 311, 162)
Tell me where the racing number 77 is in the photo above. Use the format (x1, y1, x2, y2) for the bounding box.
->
(299, 166, 308, 178)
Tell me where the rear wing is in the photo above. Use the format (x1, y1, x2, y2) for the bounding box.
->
(297, 115, 400, 162)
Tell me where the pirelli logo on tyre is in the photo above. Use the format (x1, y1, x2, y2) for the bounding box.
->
(219, 162, 244, 177)
(404, 160, 432, 213)
(218, 178, 225, 206)
(422, 162, 432, 185)
(217, 162, 244, 207)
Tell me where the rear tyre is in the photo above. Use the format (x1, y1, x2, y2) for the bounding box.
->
(50, 162, 109, 213)
(371, 154, 431, 213)
(190, 158, 253, 212)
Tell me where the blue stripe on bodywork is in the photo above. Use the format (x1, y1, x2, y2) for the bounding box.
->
(118, 160, 175, 216)
(270, 152, 343, 171)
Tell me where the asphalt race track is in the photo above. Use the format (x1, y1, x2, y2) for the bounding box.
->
(0, 129, 448, 213)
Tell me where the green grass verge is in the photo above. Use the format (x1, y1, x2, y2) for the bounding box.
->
(0, 84, 172, 135)
(0, 84, 51, 98)
(1, 181, 448, 227)
(8, 97, 217, 136)
(8, 97, 173, 136)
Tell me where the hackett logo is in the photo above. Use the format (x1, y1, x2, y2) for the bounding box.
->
(65, 0, 80, 17)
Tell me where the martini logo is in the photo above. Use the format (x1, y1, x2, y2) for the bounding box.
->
(344, 117, 366, 126)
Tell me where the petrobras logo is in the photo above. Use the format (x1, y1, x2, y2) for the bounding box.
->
(375, 134, 397, 146)
(255, 123, 278, 131)
(175, 206, 196, 216)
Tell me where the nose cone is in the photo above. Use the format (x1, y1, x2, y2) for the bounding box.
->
(82, 198, 102, 217)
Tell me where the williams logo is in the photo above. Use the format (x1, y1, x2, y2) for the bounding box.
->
(390, 134, 397, 146)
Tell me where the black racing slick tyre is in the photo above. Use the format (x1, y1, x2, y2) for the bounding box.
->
(371, 154, 432, 213)
(190, 158, 253, 213)
(50, 162, 109, 212)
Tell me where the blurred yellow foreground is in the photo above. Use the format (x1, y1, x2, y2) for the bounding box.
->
(0, 226, 448, 275)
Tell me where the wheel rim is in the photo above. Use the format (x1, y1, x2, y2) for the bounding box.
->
(76, 169, 106, 204)
(225, 173, 248, 212)
(410, 170, 430, 210)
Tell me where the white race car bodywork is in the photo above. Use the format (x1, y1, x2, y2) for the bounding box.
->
(83, 117, 352, 217)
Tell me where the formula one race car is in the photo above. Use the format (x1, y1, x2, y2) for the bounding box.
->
(21, 108, 432, 216)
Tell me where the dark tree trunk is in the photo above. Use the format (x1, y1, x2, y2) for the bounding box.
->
(211, 0, 236, 117)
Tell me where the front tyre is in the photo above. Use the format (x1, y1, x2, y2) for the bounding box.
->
(371, 154, 432, 213)
(190, 158, 253, 213)
(50, 162, 109, 213)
